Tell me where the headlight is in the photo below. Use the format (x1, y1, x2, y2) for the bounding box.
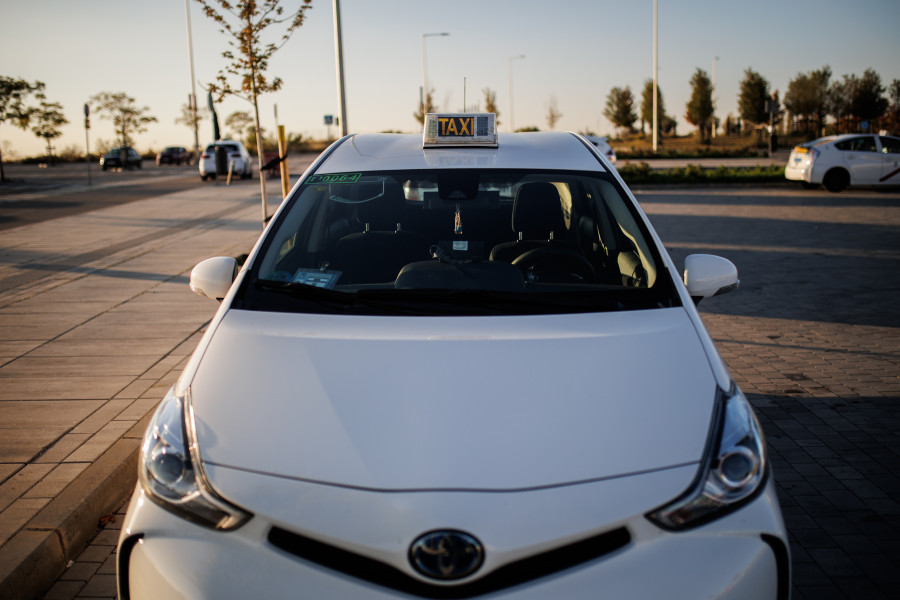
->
(647, 387, 766, 529)
(140, 387, 251, 530)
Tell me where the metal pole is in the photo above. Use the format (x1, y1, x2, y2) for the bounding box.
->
(83, 103, 91, 187)
(508, 55, 524, 133)
(421, 33, 449, 116)
(278, 124, 289, 199)
(422, 35, 428, 105)
(333, 0, 348, 136)
(185, 0, 200, 163)
(712, 56, 719, 139)
(652, 0, 658, 151)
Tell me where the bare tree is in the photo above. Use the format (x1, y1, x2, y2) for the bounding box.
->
(175, 101, 210, 139)
(225, 110, 255, 145)
(89, 91, 157, 167)
(414, 88, 437, 126)
(545, 96, 562, 130)
(1, 75, 44, 181)
(483, 87, 500, 126)
(31, 92, 68, 165)
(194, 0, 312, 223)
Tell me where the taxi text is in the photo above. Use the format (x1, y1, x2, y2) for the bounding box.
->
(437, 116, 475, 137)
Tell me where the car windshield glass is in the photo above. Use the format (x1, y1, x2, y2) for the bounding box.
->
(239, 168, 677, 316)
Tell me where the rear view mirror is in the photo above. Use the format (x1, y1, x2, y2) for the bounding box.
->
(683, 254, 739, 304)
(190, 257, 238, 301)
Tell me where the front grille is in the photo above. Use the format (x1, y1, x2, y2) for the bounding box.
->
(268, 525, 631, 598)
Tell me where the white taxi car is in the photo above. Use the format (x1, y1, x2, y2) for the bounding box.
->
(785, 133, 900, 191)
(118, 114, 789, 599)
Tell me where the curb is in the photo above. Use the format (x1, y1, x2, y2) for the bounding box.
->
(0, 432, 144, 600)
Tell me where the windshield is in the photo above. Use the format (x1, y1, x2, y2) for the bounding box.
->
(237, 168, 677, 316)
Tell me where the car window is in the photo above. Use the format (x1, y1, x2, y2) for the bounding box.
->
(880, 136, 900, 154)
(834, 136, 877, 152)
(241, 168, 677, 316)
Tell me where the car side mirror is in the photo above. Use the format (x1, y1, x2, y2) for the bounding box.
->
(190, 257, 238, 301)
(683, 254, 739, 305)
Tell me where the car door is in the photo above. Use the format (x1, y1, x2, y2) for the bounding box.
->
(834, 136, 882, 184)
(879, 136, 900, 186)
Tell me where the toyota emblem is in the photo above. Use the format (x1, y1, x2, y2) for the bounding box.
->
(409, 530, 484, 580)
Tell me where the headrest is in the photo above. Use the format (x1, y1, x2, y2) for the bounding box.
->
(511, 182, 565, 238)
(356, 181, 407, 229)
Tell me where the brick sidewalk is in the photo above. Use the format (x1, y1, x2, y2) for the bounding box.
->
(0, 180, 275, 599)
(645, 187, 900, 598)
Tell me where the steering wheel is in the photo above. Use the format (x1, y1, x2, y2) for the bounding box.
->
(512, 247, 597, 283)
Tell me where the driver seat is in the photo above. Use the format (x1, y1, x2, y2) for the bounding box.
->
(489, 182, 574, 263)
(332, 181, 426, 283)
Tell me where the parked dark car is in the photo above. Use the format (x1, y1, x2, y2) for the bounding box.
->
(100, 147, 142, 170)
(157, 146, 191, 166)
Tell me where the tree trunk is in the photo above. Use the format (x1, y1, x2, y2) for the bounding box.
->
(252, 93, 268, 226)
(121, 124, 127, 169)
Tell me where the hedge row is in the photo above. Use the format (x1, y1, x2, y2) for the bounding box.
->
(617, 162, 786, 185)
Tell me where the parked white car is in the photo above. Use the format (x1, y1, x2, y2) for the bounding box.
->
(118, 114, 789, 599)
(199, 140, 253, 181)
(584, 135, 617, 165)
(785, 133, 900, 191)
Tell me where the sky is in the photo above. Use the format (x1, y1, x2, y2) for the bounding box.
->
(2, 0, 900, 158)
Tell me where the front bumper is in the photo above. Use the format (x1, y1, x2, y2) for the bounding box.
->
(118, 474, 789, 599)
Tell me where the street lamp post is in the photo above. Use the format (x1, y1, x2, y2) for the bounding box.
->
(422, 32, 449, 114)
(652, 0, 658, 151)
(184, 0, 200, 163)
(334, 0, 348, 136)
(508, 54, 525, 132)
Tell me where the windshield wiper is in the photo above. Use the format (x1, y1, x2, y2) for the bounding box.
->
(358, 287, 633, 314)
(253, 280, 435, 315)
(253, 279, 668, 316)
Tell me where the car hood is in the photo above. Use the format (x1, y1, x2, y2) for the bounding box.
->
(190, 307, 717, 491)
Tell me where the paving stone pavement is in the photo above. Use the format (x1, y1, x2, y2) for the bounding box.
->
(20, 184, 900, 599)
(0, 174, 291, 599)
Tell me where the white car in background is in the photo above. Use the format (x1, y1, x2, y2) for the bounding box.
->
(118, 114, 789, 599)
(199, 140, 253, 181)
(585, 135, 617, 165)
(785, 133, 900, 191)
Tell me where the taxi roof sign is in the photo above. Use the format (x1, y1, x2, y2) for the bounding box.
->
(423, 113, 497, 148)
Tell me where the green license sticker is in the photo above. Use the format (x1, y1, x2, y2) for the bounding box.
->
(305, 173, 361, 185)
